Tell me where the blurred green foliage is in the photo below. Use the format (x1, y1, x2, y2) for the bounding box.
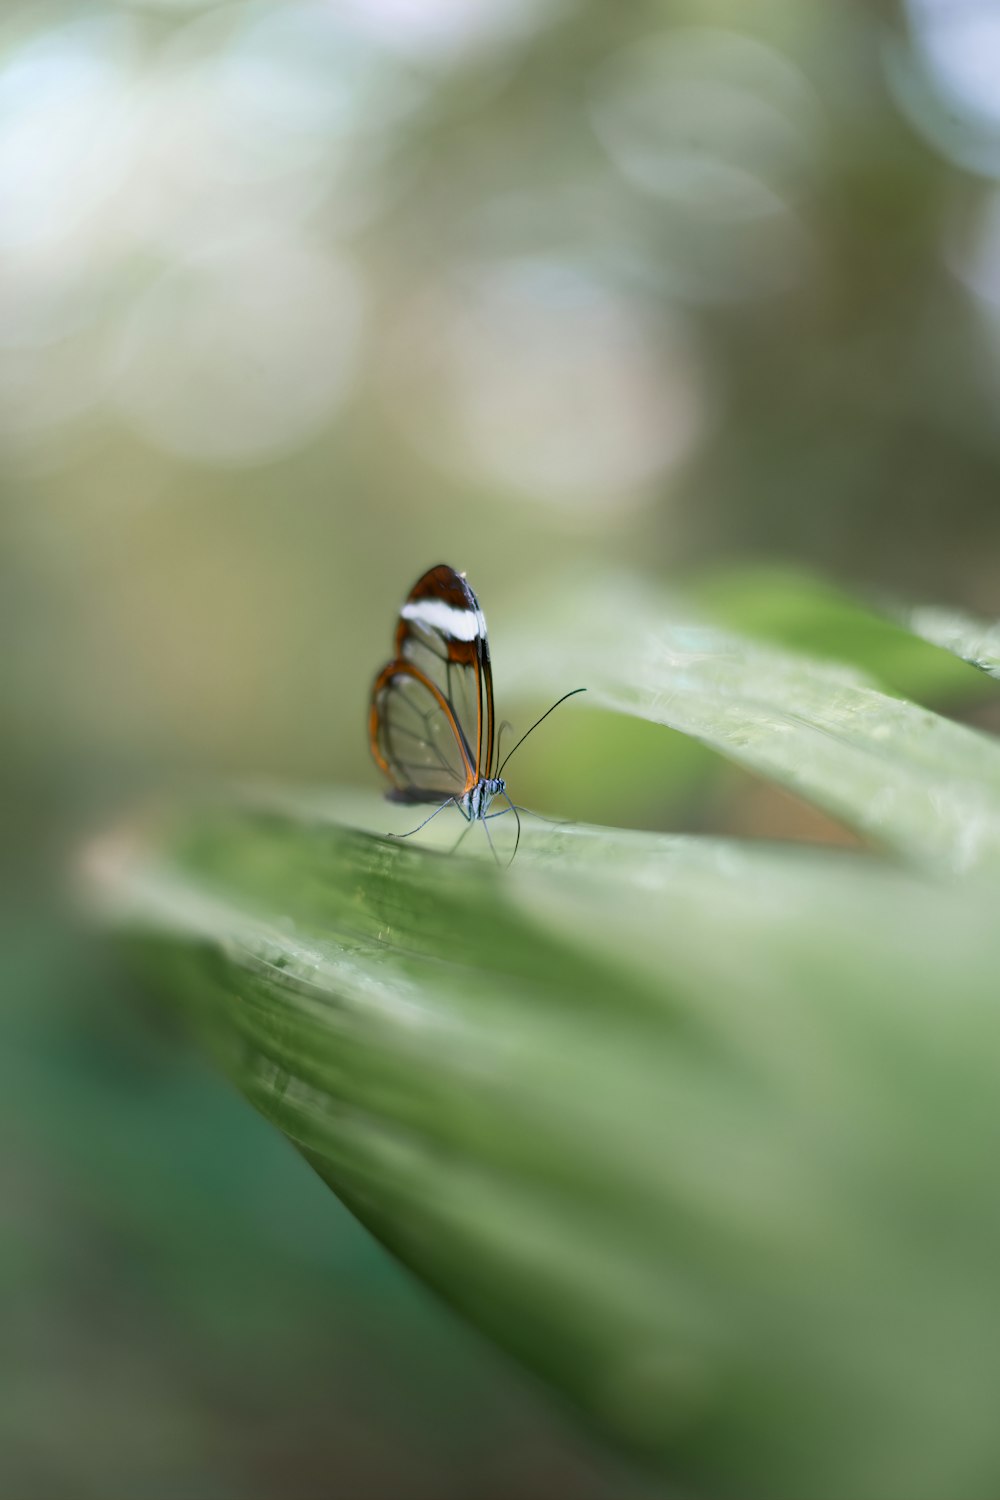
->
(6, 0, 1000, 1494)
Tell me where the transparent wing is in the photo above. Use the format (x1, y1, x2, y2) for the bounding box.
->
(399, 620, 482, 763)
(370, 664, 475, 803)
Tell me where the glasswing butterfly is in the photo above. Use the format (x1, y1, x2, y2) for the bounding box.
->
(369, 563, 583, 862)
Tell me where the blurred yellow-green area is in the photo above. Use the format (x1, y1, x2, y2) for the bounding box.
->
(5, 0, 1000, 1495)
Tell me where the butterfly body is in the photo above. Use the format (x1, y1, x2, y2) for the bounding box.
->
(462, 776, 506, 821)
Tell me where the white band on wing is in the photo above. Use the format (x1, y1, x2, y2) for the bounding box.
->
(402, 598, 484, 642)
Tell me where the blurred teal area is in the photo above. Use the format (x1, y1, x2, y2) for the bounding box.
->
(4, 0, 1000, 1494)
(3, 898, 659, 1498)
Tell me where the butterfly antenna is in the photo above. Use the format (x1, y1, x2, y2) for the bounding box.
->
(496, 688, 586, 777)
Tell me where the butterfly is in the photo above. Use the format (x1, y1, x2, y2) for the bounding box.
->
(369, 563, 583, 862)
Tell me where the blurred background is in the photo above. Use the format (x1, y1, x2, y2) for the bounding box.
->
(4, 0, 1000, 1494)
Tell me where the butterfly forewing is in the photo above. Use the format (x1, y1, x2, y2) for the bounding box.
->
(370, 564, 495, 805)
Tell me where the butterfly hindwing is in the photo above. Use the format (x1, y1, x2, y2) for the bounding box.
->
(371, 662, 473, 803)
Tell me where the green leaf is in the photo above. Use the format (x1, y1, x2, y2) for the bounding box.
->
(503, 576, 1000, 874)
(903, 602, 1000, 680)
(687, 564, 989, 704)
(91, 582, 1000, 1499)
(93, 798, 1000, 1500)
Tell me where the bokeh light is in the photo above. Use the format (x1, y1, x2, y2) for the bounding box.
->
(109, 238, 365, 463)
(7, 1, 1000, 1497)
(889, 0, 1000, 176)
(388, 257, 707, 513)
(590, 27, 820, 302)
(0, 15, 138, 255)
(339, 0, 568, 64)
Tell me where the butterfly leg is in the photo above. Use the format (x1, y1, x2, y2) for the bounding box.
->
(449, 817, 476, 856)
(504, 804, 570, 826)
(390, 798, 456, 839)
(481, 814, 502, 868)
(483, 793, 521, 865)
(504, 791, 521, 865)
